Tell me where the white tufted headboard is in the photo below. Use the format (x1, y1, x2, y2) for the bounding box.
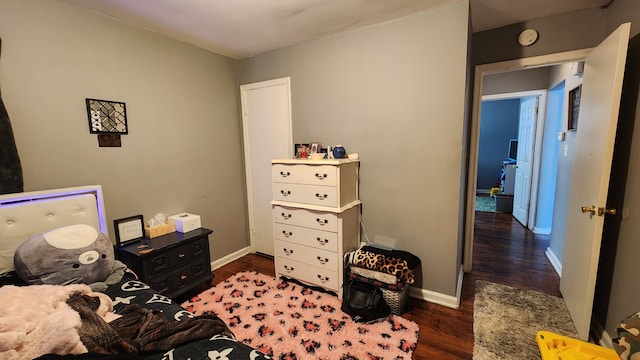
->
(0, 185, 107, 274)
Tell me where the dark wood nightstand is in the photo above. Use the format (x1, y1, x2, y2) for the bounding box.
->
(115, 228, 214, 298)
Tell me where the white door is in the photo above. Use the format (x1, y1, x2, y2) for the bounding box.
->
(560, 23, 630, 341)
(512, 96, 538, 226)
(241, 77, 292, 256)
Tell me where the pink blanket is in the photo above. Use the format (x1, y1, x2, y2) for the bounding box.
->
(0, 284, 114, 359)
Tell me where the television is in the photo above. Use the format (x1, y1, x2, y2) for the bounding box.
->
(507, 139, 518, 162)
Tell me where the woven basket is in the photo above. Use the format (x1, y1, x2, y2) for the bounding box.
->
(381, 286, 410, 315)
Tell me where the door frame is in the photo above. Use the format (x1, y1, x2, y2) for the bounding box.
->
(240, 77, 293, 255)
(464, 49, 592, 272)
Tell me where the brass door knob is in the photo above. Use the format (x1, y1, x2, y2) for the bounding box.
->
(598, 207, 617, 216)
(581, 205, 617, 216)
(581, 205, 597, 215)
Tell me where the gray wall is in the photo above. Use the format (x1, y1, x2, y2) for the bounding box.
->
(240, 1, 470, 297)
(473, 8, 607, 65)
(0, 0, 250, 261)
(482, 67, 551, 96)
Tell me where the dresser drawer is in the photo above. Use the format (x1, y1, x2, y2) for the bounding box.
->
(274, 223, 338, 252)
(275, 257, 339, 291)
(272, 205, 338, 232)
(275, 240, 338, 269)
(273, 183, 338, 207)
(147, 258, 211, 296)
(172, 258, 211, 291)
(143, 252, 170, 274)
(167, 237, 208, 268)
(272, 164, 337, 186)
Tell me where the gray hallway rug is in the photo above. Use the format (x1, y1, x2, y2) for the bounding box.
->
(473, 281, 578, 359)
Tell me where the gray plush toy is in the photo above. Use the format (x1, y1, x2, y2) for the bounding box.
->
(14, 224, 116, 287)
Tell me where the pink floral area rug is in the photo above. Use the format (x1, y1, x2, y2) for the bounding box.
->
(182, 271, 419, 359)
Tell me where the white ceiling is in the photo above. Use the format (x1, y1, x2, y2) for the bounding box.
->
(62, 0, 610, 59)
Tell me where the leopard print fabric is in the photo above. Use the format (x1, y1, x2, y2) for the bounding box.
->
(348, 249, 415, 284)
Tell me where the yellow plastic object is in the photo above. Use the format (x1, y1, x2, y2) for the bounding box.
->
(536, 331, 619, 360)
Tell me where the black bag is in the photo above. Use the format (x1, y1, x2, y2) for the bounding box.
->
(341, 279, 390, 323)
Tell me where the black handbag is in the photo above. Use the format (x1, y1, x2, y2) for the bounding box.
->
(341, 279, 390, 323)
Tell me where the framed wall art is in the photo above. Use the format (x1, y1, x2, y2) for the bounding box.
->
(568, 85, 582, 131)
(114, 215, 144, 246)
(86, 98, 128, 134)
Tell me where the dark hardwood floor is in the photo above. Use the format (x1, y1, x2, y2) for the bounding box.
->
(207, 211, 560, 359)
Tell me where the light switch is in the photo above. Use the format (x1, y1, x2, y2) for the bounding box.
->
(558, 131, 566, 141)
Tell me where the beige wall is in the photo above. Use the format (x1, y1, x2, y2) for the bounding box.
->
(240, 1, 470, 297)
(0, 0, 249, 260)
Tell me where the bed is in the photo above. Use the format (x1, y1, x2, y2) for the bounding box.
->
(0, 185, 270, 360)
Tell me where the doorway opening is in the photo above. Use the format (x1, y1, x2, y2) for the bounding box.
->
(464, 48, 592, 274)
(476, 90, 547, 229)
(466, 24, 630, 342)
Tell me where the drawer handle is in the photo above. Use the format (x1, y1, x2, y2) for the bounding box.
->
(284, 248, 293, 255)
(316, 256, 329, 264)
(316, 237, 328, 245)
(282, 230, 293, 237)
(317, 275, 330, 283)
(316, 218, 328, 226)
(281, 212, 292, 219)
(180, 275, 187, 280)
(178, 253, 186, 258)
(281, 190, 291, 196)
(280, 171, 291, 177)
(284, 265, 295, 273)
(315, 193, 328, 200)
(315, 173, 327, 180)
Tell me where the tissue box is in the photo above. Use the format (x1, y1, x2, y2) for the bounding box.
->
(168, 213, 201, 233)
(144, 222, 176, 238)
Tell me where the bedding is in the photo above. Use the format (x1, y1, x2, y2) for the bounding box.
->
(0, 186, 271, 360)
(0, 283, 97, 358)
(104, 273, 270, 359)
(0, 270, 272, 359)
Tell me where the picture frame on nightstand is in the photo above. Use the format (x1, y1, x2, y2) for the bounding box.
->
(114, 215, 145, 246)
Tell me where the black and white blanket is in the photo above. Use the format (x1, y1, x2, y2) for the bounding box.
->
(0, 271, 272, 360)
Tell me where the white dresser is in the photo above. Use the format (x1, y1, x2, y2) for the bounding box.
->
(271, 158, 361, 295)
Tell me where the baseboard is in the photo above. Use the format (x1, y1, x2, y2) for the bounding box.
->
(409, 287, 459, 309)
(409, 269, 461, 309)
(477, 189, 490, 195)
(456, 265, 464, 308)
(592, 317, 615, 349)
(211, 246, 253, 270)
(533, 226, 551, 235)
(213, 245, 462, 309)
(545, 247, 562, 277)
